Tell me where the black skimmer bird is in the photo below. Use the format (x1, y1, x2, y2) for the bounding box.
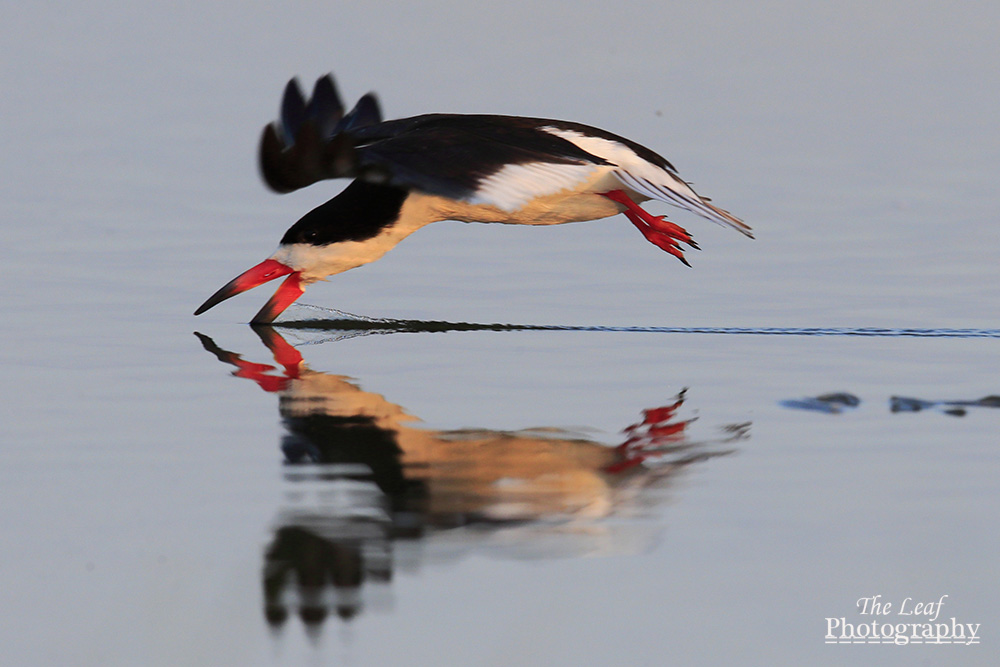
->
(195, 74, 752, 323)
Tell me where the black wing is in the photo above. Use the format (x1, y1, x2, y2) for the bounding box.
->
(350, 114, 613, 201)
(258, 75, 613, 200)
(258, 75, 382, 193)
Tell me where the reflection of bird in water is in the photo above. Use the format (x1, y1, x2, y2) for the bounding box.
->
(196, 329, 749, 628)
(194, 73, 752, 322)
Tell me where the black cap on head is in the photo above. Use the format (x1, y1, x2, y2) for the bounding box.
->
(281, 181, 409, 246)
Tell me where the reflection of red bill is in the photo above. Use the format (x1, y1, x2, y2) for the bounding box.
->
(194, 258, 303, 323)
(194, 326, 305, 392)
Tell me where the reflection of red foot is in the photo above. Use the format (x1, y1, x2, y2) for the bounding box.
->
(629, 390, 687, 430)
(600, 189, 697, 265)
(606, 390, 693, 473)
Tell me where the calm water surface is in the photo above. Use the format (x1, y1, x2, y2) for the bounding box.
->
(3, 3, 999, 665)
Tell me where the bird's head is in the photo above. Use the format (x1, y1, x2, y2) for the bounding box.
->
(194, 182, 410, 323)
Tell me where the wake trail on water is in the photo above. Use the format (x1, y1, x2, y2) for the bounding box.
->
(270, 305, 1000, 340)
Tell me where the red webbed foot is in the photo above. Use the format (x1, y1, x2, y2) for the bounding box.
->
(600, 190, 698, 265)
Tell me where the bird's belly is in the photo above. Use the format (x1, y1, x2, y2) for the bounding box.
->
(500, 191, 626, 225)
(428, 191, 629, 226)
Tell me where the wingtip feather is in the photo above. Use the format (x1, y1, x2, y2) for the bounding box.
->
(338, 93, 382, 133)
(307, 74, 345, 137)
(259, 72, 370, 193)
(280, 78, 307, 141)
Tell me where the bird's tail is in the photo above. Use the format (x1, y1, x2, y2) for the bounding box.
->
(697, 198, 754, 239)
(614, 171, 753, 239)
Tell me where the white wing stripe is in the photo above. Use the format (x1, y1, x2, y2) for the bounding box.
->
(469, 162, 598, 211)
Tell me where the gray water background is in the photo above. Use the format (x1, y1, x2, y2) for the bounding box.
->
(2, 2, 998, 665)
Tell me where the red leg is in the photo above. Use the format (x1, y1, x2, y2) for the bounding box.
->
(600, 190, 698, 265)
